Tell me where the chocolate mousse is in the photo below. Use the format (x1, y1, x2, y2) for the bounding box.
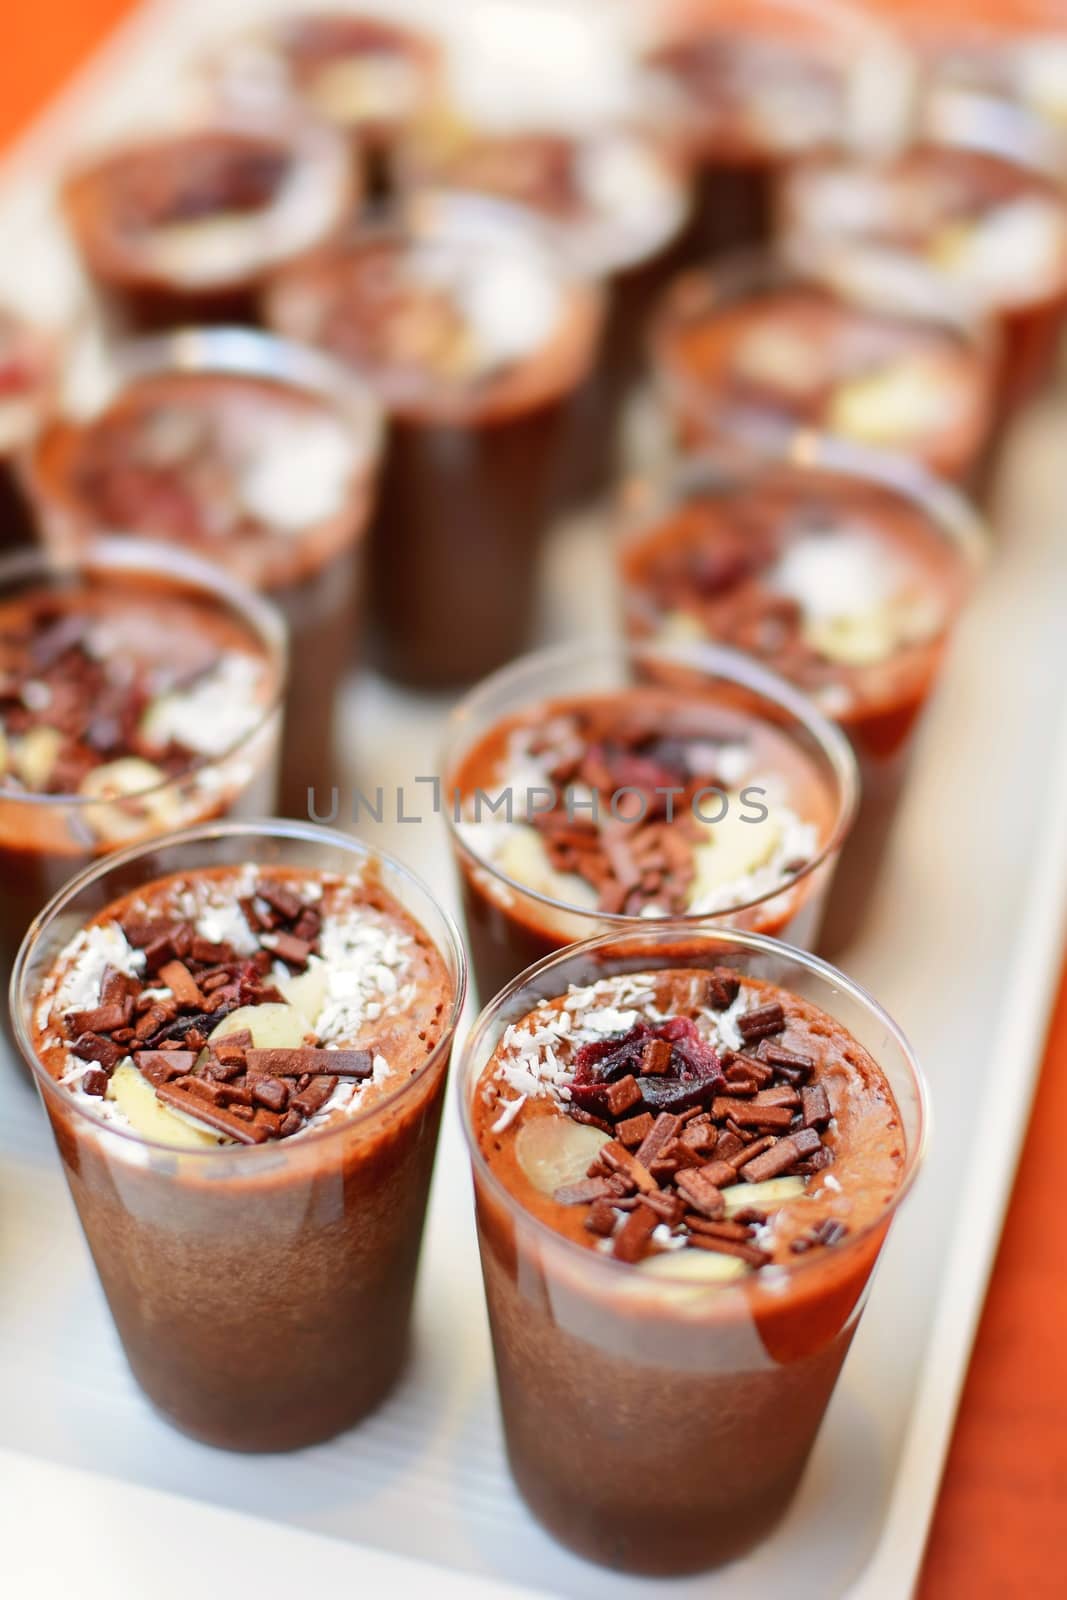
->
(28, 329, 381, 817)
(651, 256, 996, 485)
(16, 831, 463, 1451)
(886, 1, 1067, 143)
(460, 934, 922, 1572)
(399, 120, 691, 503)
(207, 11, 442, 200)
(778, 132, 1067, 416)
(619, 450, 985, 951)
(266, 195, 604, 686)
(61, 116, 354, 332)
(444, 641, 856, 999)
(642, 0, 877, 257)
(0, 540, 283, 995)
(0, 307, 55, 549)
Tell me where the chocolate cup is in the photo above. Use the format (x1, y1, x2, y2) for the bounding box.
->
(0, 538, 286, 1031)
(775, 115, 1067, 484)
(457, 922, 926, 1573)
(265, 195, 605, 689)
(203, 12, 443, 207)
(442, 637, 858, 1004)
(11, 818, 466, 1452)
(60, 115, 355, 337)
(640, 0, 891, 269)
(649, 249, 998, 492)
(392, 126, 692, 516)
(617, 440, 988, 957)
(25, 326, 382, 819)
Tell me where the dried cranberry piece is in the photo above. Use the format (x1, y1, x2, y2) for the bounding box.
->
(637, 1075, 717, 1115)
(571, 1023, 652, 1084)
(658, 1016, 699, 1043)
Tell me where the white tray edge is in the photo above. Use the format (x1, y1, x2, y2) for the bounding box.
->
(846, 702, 1067, 1597)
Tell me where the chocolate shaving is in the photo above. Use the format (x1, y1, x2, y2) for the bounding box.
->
(244, 1048, 374, 1079)
(133, 1049, 196, 1086)
(801, 1084, 831, 1128)
(70, 1032, 123, 1069)
(554, 1177, 620, 1206)
(157, 960, 205, 1011)
(616, 1111, 654, 1149)
(737, 1003, 786, 1042)
(255, 880, 304, 921)
(600, 1140, 656, 1194)
(634, 1111, 681, 1168)
(674, 1169, 726, 1218)
(155, 1081, 268, 1144)
(612, 1203, 659, 1263)
(702, 973, 740, 1011)
(710, 1096, 795, 1131)
(65, 1001, 131, 1036)
(267, 931, 312, 968)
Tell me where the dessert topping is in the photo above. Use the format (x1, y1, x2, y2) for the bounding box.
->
(460, 701, 816, 917)
(0, 600, 268, 805)
(490, 972, 846, 1272)
(48, 873, 416, 1145)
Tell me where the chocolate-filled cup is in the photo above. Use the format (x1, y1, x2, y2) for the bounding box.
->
(650, 250, 998, 490)
(265, 193, 604, 688)
(12, 818, 466, 1451)
(640, 0, 890, 262)
(458, 922, 926, 1573)
(0, 538, 285, 1013)
(777, 114, 1067, 435)
(26, 327, 382, 818)
(618, 440, 986, 953)
(442, 636, 857, 1002)
(204, 11, 443, 204)
(60, 113, 354, 335)
(397, 120, 692, 508)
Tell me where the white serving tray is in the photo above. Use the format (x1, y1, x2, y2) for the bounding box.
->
(3, 3, 1067, 1596)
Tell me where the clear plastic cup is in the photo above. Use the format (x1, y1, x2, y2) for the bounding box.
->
(649, 249, 998, 488)
(11, 818, 466, 1451)
(27, 325, 382, 818)
(0, 537, 286, 996)
(618, 436, 987, 953)
(442, 635, 858, 1000)
(777, 111, 1067, 420)
(60, 111, 356, 334)
(640, 0, 897, 257)
(265, 192, 605, 687)
(457, 920, 927, 1573)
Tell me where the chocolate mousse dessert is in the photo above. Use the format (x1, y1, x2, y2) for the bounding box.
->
(61, 115, 353, 333)
(266, 194, 604, 686)
(444, 640, 856, 999)
(651, 256, 996, 486)
(886, 0, 1067, 144)
(778, 131, 1067, 417)
(399, 119, 691, 504)
(459, 926, 924, 1572)
(28, 329, 381, 817)
(0, 541, 283, 995)
(14, 823, 464, 1450)
(0, 306, 56, 549)
(207, 11, 442, 201)
(620, 449, 985, 951)
(641, 0, 881, 258)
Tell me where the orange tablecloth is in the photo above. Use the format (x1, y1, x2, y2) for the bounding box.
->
(4, 1, 1066, 1593)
